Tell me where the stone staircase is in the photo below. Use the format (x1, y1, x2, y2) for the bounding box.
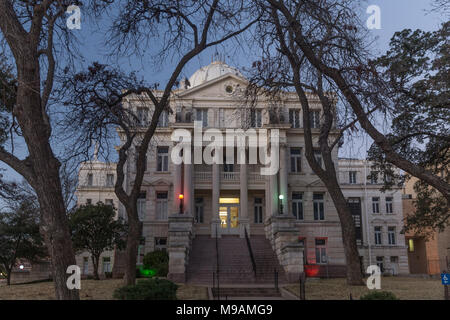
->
(211, 287, 282, 299)
(186, 235, 287, 285)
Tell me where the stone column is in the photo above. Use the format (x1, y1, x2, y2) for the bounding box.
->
(211, 162, 221, 237)
(173, 163, 182, 213)
(240, 163, 249, 237)
(183, 154, 193, 215)
(279, 144, 288, 215)
(269, 163, 278, 217)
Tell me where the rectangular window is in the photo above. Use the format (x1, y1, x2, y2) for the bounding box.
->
(314, 150, 322, 168)
(157, 147, 169, 172)
(408, 239, 415, 252)
(218, 108, 225, 127)
(106, 174, 114, 187)
(290, 148, 302, 173)
(374, 226, 382, 245)
(349, 171, 357, 184)
(372, 197, 380, 214)
(369, 171, 378, 184)
(292, 193, 303, 220)
(289, 109, 301, 128)
(310, 110, 320, 128)
(137, 192, 146, 221)
(254, 198, 263, 224)
(86, 199, 92, 205)
(156, 192, 168, 220)
(313, 193, 325, 221)
(195, 198, 204, 223)
(385, 197, 393, 214)
(105, 199, 113, 206)
(83, 257, 89, 275)
(251, 109, 262, 128)
(157, 110, 169, 127)
(87, 173, 93, 186)
(315, 239, 327, 264)
(223, 154, 234, 172)
(155, 237, 167, 251)
(196, 108, 208, 127)
(388, 227, 396, 245)
(102, 257, 111, 273)
(137, 107, 148, 126)
(376, 256, 384, 273)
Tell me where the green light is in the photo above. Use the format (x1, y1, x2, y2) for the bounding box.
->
(279, 195, 284, 200)
(138, 266, 156, 277)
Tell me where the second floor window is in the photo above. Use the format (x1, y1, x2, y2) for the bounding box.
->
(289, 109, 300, 128)
(374, 226, 382, 245)
(157, 147, 169, 172)
(254, 198, 263, 224)
(137, 192, 146, 221)
(158, 110, 169, 127)
(292, 193, 303, 220)
(313, 193, 325, 220)
(106, 174, 114, 187)
(349, 171, 357, 184)
(386, 197, 393, 214)
(156, 192, 168, 220)
(290, 148, 302, 173)
(196, 109, 208, 127)
(369, 171, 378, 184)
(137, 107, 148, 126)
(388, 227, 396, 245)
(87, 173, 93, 186)
(310, 110, 320, 128)
(314, 150, 322, 168)
(250, 109, 262, 128)
(195, 198, 204, 223)
(372, 197, 380, 214)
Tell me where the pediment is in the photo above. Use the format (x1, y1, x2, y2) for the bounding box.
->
(177, 73, 248, 99)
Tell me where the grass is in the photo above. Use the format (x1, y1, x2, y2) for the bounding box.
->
(0, 279, 208, 300)
(284, 276, 444, 300)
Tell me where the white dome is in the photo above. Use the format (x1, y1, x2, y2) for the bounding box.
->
(187, 61, 243, 88)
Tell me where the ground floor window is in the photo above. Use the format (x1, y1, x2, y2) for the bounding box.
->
(315, 238, 327, 264)
(254, 198, 263, 223)
(102, 257, 111, 273)
(155, 237, 167, 252)
(376, 256, 384, 273)
(195, 198, 204, 223)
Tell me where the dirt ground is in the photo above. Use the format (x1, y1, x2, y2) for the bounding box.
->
(0, 279, 208, 300)
(284, 276, 445, 300)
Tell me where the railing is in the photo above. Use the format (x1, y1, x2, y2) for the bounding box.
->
(194, 171, 265, 183)
(222, 172, 239, 181)
(195, 171, 212, 181)
(248, 172, 265, 182)
(244, 227, 257, 277)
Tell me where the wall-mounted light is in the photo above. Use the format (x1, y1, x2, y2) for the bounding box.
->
(179, 194, 184, 214)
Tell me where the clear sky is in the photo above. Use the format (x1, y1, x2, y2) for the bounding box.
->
(1, 0, 447, 183)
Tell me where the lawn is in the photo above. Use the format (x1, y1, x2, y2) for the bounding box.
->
(284, 276, 444, 300)
(0, 279, 208, 300)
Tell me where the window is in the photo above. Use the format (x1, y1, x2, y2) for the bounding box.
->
(137, 107, 148, 126)
(313, 193, 325, 221)
(156, 192, 168, 220)
(384, 173, 393, 184)
(254, 198, 263, 224)
(137, 192, 146, 221)
(313, 150, 322, 168)
(369, 171, 378, 184)
(196, 108, 208, 127)
(82, 257, 89, 275)
(292, 193, 303, 220)
(195, 198, 204, 223)
(376, 256, 384, 273)
(408, 239, 414, 252)
(315, 239, 327, 264)
(310, 110, 320, 128)
(290, 148, 302, 173)
(251, 109, 262, 128)
(157, 110, 169, 127)
(349, 171, 357, 184)
(289, 109, 300, 128)
(106, 174, 114, 187)
(385, 197, 393, 214)
(374, 226, 382, 245)
(105, 199, 113, 206)
(87, 173, 93, 186)
(372, 197, 380, 214)
(102, 257, 111, 273)
(86, 199, 92, 205)
(388, 227, 396, 245)
(157, 147, 169, 172)
(218, 108, 225, 127)
(155, 237, 167, 251)
(223, 154, 234, 172)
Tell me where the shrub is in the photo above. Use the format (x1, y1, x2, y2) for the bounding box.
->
(360, 291, 398, 300)
(113, 278, 178, 300)
(143, 250, 169, 277)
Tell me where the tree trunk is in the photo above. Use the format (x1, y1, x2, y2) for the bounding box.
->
(92, 255, 100, 280)
(123, 211, 141, 286)
(6, 269, 11, 286)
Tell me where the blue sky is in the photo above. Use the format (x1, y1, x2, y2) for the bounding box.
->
(1, 0, 446, 182)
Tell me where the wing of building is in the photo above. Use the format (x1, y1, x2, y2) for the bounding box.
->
(75, 61, 409, 282)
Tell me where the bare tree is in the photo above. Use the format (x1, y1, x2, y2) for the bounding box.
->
(61, 0, 258, 285)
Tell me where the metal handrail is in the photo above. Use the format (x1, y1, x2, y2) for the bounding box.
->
(244, 227, 257, 276)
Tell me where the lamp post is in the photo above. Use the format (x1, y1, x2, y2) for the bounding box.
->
(179, 194, 184, 214)
(279, 194, 284, 214)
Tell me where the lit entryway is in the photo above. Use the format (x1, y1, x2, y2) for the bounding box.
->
(219, 198, 239, 235)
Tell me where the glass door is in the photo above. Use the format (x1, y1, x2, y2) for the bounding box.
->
(219, 205, 239, 234)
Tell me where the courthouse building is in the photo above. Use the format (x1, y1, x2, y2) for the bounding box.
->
(75, 61, 408, 282)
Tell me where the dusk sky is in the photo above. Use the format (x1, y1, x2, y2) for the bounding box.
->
(1, 0, 447, 183)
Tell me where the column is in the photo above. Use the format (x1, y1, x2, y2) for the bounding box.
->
(240, 163, 248, 237)
(279, 144, 288, 215)
(269, 167, 278, 216)
(173, 163, 182, 214)
(183, 162, 193, 215)
(211, 162, 220, 237)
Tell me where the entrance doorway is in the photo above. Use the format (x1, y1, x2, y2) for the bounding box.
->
(219, 198, 239, 235)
